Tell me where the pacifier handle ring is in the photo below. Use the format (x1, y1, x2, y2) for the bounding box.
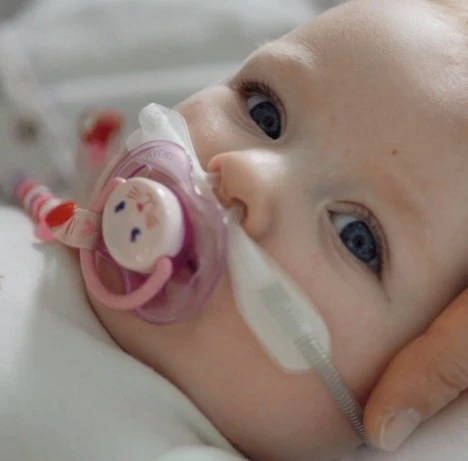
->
(81, 251, 173, 310)
(80, 176, 173, 311)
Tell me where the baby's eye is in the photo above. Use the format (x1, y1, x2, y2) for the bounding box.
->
(237, 79, 283, 140)
(114, 201, 126, 213)
(130, 227, 141, 243)
(246, 93, 282, 140)
(331, 213, 382, 273)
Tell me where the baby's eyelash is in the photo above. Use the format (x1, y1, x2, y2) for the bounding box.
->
(235, 78, 285, 115)
(360, 208, 386, 277)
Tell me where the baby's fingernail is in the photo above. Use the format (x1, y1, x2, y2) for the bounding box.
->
(379, 409, 421, 452)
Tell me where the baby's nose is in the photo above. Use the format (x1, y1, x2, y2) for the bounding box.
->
(208, 150, 285, 241)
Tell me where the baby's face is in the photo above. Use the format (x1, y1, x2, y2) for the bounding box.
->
(90, 0, 468, 460)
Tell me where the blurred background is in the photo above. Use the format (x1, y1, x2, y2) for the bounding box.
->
(0, 0, 346, 22)
(0, 0, 29, 20)
(0, 0, 346, 188)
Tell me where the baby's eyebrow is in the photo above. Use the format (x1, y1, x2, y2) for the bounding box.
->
(250, 41, 317, 75)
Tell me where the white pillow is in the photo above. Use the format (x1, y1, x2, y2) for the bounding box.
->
(0, 204, 241, 461)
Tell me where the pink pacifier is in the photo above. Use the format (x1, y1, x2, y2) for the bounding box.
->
(45, 104, 228, 324)
(80, 176, 182, 312)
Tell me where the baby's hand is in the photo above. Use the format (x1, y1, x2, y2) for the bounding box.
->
(364, 290, 468, 451)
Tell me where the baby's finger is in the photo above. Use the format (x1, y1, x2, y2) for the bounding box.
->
(363, 289, 468, 451)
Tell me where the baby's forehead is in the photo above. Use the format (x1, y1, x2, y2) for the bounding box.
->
(267, 0, 468, 159)
(280, 0, 467, 80)
(250, 0, 468, 132)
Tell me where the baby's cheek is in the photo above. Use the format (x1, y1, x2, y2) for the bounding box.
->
(326, 295, 406, 406)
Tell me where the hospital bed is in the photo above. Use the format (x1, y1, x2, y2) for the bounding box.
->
(0, 0, 467, 460)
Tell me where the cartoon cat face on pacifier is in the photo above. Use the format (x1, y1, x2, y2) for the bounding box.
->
(102, 177, 185, 274)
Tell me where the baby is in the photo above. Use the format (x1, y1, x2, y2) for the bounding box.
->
(5, 0, 468, 461)
(83, 0, 468, 459)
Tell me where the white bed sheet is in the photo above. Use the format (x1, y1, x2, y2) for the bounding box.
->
(0, 204, 244, 461)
